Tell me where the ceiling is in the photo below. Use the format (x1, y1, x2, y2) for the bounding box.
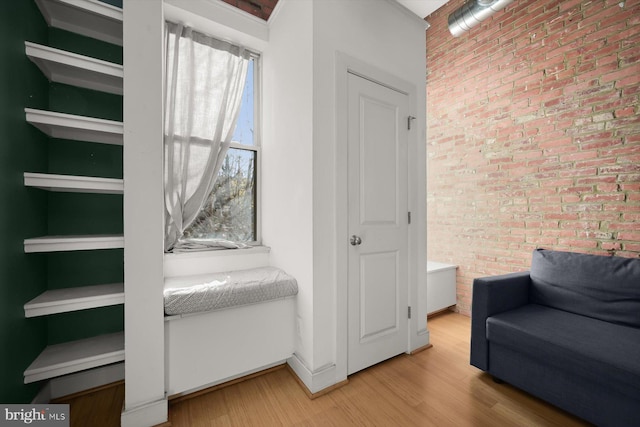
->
(395, 0, 449, 18)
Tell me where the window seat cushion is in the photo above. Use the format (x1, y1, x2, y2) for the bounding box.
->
(163, 266, 298, 316)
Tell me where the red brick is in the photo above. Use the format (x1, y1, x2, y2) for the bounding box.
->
(560, 167, 598, 178)
(575, 176, 618, 185)
(426, 0, 640, 312)
(562, 194, 582, 203)
(619, 231, 640, 241)
(625, 243, 640, 252)
(609, 222, 640, 231)
(601, 242, 623, 251)
(559, 151, 598, 162)
(582, 193, 626, 202)
(557, 239, 599, 249)
(597, 183, 620, 192)
(615, 107, 636, 117)
(603, 203, 638, 213)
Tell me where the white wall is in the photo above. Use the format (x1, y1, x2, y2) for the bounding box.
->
(266, 0, 428, 392)
(122, 2, 271, 425)
(123, 0, 428, 409)
(262, 0, 316, 370)
(311, 0, 429, 386)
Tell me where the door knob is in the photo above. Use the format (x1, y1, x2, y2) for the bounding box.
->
(350, 235, 362, 246)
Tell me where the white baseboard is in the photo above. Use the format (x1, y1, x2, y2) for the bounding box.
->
(286, 354, 344, 394)
(120, 397, 168, 427)
(31, 362, 125, 404)
(411, 328, 430, 351)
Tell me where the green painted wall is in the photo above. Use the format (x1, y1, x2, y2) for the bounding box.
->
(1, 0, 123, 402)
(1, 0, 50, 404)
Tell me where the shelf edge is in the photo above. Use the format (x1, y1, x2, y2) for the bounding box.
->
(24, 283, 125, 318)
(24, 235, 125, 253)
(24, 172, 124, 194)
(24, 332, 125, 384)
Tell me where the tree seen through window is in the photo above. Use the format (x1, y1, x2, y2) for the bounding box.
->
(183, 58, 257, 243)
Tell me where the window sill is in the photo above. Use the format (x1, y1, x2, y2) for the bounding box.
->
(164, 245, 271, 278)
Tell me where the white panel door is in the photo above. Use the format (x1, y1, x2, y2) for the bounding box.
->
(347, 72, 409, 375)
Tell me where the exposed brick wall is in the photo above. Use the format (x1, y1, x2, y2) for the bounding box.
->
(426, 0, 640, 316)
(221, 0, 278, 20)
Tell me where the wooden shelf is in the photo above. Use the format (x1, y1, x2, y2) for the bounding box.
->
(25, 283, 124, 318)
(24, 235, 124, 253)
(26, 42, 123, 95)
(34, 0, 123, 46)
(24, 172, 123, 194)
(25, 108, 123, 146)
(24, 332, 124, 384)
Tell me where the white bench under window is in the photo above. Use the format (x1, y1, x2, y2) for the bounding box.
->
(163, 250, 298, 398)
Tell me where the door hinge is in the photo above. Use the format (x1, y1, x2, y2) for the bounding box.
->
(408, 306, 412, 319)
(408, 211, 412, 224)
(407, 116, 416, 130)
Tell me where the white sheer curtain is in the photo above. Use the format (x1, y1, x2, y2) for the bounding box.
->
(164, 23, 249, 252)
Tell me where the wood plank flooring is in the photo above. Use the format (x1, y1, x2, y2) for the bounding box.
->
(56, 312, 592, 426)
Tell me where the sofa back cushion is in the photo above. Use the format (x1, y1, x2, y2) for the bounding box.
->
(530, 249, 640, 328)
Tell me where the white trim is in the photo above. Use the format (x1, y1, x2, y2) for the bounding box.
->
(164, 0, 269, 52)
(286, 354, 342, 394)
(229, 141, 258, 151)
(164, 245, 270, 278)
(123, 1, 167, 425)
(253, 55, 263, 245)
(120, 398, 169, 427)
(266, 0, 285, 25)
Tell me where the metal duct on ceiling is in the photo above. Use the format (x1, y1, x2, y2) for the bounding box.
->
(448, 0, 515, 37)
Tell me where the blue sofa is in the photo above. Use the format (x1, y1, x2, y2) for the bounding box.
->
(470, 249, 640, 427)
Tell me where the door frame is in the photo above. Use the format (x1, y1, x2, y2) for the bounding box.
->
(335, 52, 428, 381)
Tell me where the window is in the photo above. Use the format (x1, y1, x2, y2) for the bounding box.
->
(181, 57, 260, 244)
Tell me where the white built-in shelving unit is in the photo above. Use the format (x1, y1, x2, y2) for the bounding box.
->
(34, 0, 123, 46)
(24, 235, 125, 253)
(25, 42, 123, 95)
(23, 0, 125, 385)
(24, 332, 125, 384)
(24, 172, 123, 194)
(25, 108, 123, 145)
(24, 283, 124, 318)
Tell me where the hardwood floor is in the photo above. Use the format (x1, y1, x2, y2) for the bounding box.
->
(52, 381, 124, 427)
(56, 312, 592, 426)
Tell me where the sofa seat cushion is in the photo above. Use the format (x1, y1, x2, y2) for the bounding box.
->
(487, 304, 640, 397)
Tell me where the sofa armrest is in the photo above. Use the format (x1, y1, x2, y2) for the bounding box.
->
(470, 271, 531, 371)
